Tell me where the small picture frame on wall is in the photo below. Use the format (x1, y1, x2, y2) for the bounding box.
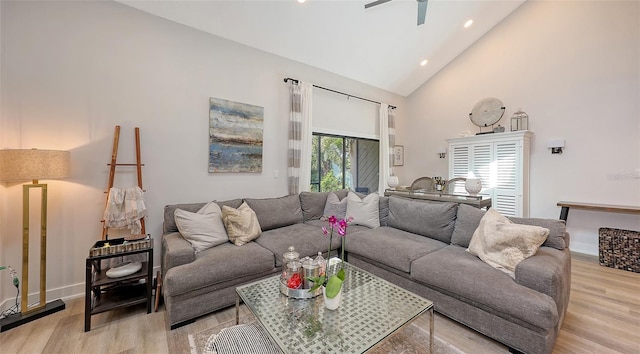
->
(393, 145, 404, 166)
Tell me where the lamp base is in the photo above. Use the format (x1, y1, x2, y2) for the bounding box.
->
(0, 299, 65, 332)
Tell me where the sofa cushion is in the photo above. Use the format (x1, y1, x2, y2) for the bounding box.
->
(174, 207, 228, 253)
(411, 245, 559, 330)
(467, 208, 549, 278)
(378, 197, 390, 226)
(509, 216, 566, 250)
(300, 191, 329, 221)
(345, 226, 447, 273)
(323, 192, 347, 219)
(387, 197, 457, 243)
(450, 204, 485, 248)
(163, 199, 243, 233)
(451, 204, 567, 250)
(162, 231, 197, 271)
(222, 202, 262, 246)
(254, 223, 342, 266)
(244, 195, 303, 231)
(333, 189, 349, 200)
(164, 242, 275, 297)
(164, 202, 206, 234)
(345, 191, 380, 228)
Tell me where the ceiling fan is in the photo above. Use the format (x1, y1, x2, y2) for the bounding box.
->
(365, 0, 429, 26)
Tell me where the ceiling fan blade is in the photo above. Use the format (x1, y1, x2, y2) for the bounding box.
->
(417, 0, 428, 25)
(365, 0, 393, 9)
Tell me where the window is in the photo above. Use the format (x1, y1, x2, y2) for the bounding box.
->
(310, 133, 379, 193)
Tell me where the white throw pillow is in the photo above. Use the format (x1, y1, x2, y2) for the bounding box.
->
(198, 201, 224, 215)
(345, 191, 380, 228)
(323, 192, 347, 219)
(467, 208, 549, 278)
(174, 203, 229, 253)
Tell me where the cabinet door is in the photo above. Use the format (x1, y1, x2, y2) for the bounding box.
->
(471, 143, 492, 199)
(450, 145, 470, 179)
(493, 141, 519, 216)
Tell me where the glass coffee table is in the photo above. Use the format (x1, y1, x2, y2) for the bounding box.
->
(235, 262, 434, 353)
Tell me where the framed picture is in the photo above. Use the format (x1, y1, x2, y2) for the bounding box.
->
(208, 97, 264, 173)
(393, 145, 404, 166)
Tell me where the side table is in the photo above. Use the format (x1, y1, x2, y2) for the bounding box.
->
(84, 239, 153, 332)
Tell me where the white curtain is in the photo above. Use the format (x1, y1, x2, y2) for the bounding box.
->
(378, 104, 395, 195)
(288, 81, 313, 194)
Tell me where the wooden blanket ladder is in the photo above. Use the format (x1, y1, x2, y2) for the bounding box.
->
(102, 125, 145, 240)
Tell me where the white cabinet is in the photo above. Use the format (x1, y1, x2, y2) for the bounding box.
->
(447, 131, 532, 217)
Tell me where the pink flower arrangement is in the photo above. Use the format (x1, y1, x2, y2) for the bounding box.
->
(308, 215, 352, 298)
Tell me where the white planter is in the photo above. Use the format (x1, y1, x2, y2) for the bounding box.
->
(465, 178, 482, 196)
(323, 286, 342, 310)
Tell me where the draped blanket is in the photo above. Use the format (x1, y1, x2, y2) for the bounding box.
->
(103, 186, 147, 234)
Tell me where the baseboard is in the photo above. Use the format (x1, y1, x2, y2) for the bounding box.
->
(570, 251, 599, 263)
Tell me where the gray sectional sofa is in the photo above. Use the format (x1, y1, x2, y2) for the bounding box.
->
(161, 190, 570, 354)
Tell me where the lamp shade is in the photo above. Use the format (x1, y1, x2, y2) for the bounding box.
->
(0, 149, 70, 182)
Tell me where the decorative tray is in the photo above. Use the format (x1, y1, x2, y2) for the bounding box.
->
(89, 236, 151, 257)
(279, 279, 322, 299)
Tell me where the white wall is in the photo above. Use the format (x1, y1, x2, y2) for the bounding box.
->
(0, 1, 404, 307)
(404, 0, 640, 255)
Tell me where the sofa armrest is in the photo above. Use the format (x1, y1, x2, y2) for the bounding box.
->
(515, 247, 571, 326)
(162, 232, 196, 275)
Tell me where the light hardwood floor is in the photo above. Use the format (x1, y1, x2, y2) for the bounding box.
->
(1, 254, 638, 353)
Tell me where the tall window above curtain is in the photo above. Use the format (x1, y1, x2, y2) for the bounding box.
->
(310, 133, 379, 193)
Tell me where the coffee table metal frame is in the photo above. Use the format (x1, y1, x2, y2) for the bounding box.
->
(236, 262, 434, 353)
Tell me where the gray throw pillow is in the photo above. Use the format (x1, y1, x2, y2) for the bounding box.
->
(323, 192, 347, 219)
(345, 191, 380, 228)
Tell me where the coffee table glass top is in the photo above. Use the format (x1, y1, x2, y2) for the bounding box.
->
(236, 262, 433, 353)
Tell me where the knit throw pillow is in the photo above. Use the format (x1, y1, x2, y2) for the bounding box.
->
(222, 202, 262, 246)
(467, 208, 549, 278)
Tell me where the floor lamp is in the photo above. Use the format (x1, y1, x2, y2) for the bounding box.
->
(0, 148, 70, 332)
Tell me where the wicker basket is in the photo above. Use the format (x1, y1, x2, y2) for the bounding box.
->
(598, 227, 640, 273)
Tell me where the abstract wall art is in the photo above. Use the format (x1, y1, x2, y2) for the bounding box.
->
(209, 97, 263, 173)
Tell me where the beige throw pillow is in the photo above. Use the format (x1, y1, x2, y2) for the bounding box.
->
(174, 202, 228, 253)
(345, 191, 380, 228)
(467, 208, 549, 278)
(222, 202, 262, 246)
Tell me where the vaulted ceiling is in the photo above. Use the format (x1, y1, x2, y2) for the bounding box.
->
(118, 0, 525, 96)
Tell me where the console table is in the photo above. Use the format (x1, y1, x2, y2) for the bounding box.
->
(557, 201, 640, 221)
(385, 189, 491, 209)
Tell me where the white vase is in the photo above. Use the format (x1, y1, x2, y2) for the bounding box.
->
(323, 286, 342, 310)
(465, 178, 482, 196)
(387, 176, 399, 189)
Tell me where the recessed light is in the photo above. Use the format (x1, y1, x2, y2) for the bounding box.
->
(420, 59, 428, 66)
(298, 0, 306, 3)
(464, 19, 473, 28)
